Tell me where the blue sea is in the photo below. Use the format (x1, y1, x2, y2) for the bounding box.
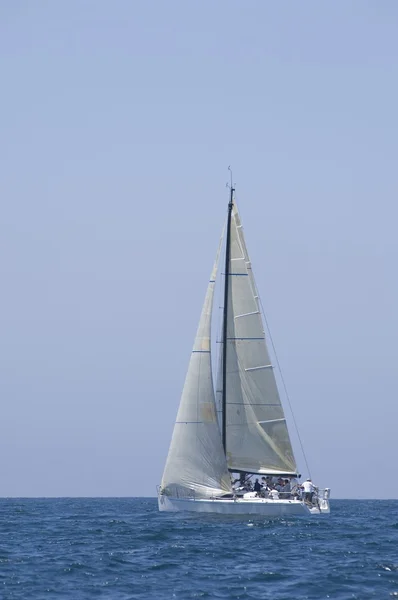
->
(0, 498, 397, 599)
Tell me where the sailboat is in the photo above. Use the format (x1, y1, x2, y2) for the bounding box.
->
(158, 182, 330, 516)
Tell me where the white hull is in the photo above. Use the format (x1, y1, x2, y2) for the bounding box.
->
(158, 494, 330, 516)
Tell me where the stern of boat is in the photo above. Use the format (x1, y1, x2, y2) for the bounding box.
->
(310, 487, 331, 514)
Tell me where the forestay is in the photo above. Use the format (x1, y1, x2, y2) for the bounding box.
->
(223, 203, 297, 475)
(160, 237, 231, 499)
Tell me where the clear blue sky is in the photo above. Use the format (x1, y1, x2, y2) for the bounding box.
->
(1, 1, 397, 499)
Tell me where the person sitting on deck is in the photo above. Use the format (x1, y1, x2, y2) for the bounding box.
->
(259, 477, 269, 498)
(279, 479, 290, 500)
(290, 480, 301, 499)
(269, 486, 279, 500)
(232, 472, 252, 492)
(232, 472, 247, 486)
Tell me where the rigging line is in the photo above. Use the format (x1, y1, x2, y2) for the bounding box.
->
(257, 294, 312, 480)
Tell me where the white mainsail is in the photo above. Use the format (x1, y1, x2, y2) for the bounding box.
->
(160, 237, 231, 499)
(221, 203, 297, 475)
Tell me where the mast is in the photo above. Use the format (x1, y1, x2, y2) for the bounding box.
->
(222, 183, 234, 454)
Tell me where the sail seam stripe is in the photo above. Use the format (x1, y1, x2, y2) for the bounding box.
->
(228, 422, 282, 426)
(192, 350, 210, 353)
(245, 364, 273, 371)
(175, 421, 206, 424)
(224, 403, 281, 406)
(234, 311, 260, 319)
(227, 337, 265, 340)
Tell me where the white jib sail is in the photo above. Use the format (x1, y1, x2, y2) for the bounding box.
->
(224, 203, 297, 475)
(161, 234, 231, 499)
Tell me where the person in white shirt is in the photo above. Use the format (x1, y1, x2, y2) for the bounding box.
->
(301, 478, 316, 504)
(270, 487, 279, 500)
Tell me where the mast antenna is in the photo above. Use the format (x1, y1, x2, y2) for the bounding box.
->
(228, 165, 233, 190)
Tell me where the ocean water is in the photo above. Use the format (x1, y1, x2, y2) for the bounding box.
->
(0, 498, 397, 599)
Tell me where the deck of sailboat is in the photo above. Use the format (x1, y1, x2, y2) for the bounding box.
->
(158, 494, 329, 516)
